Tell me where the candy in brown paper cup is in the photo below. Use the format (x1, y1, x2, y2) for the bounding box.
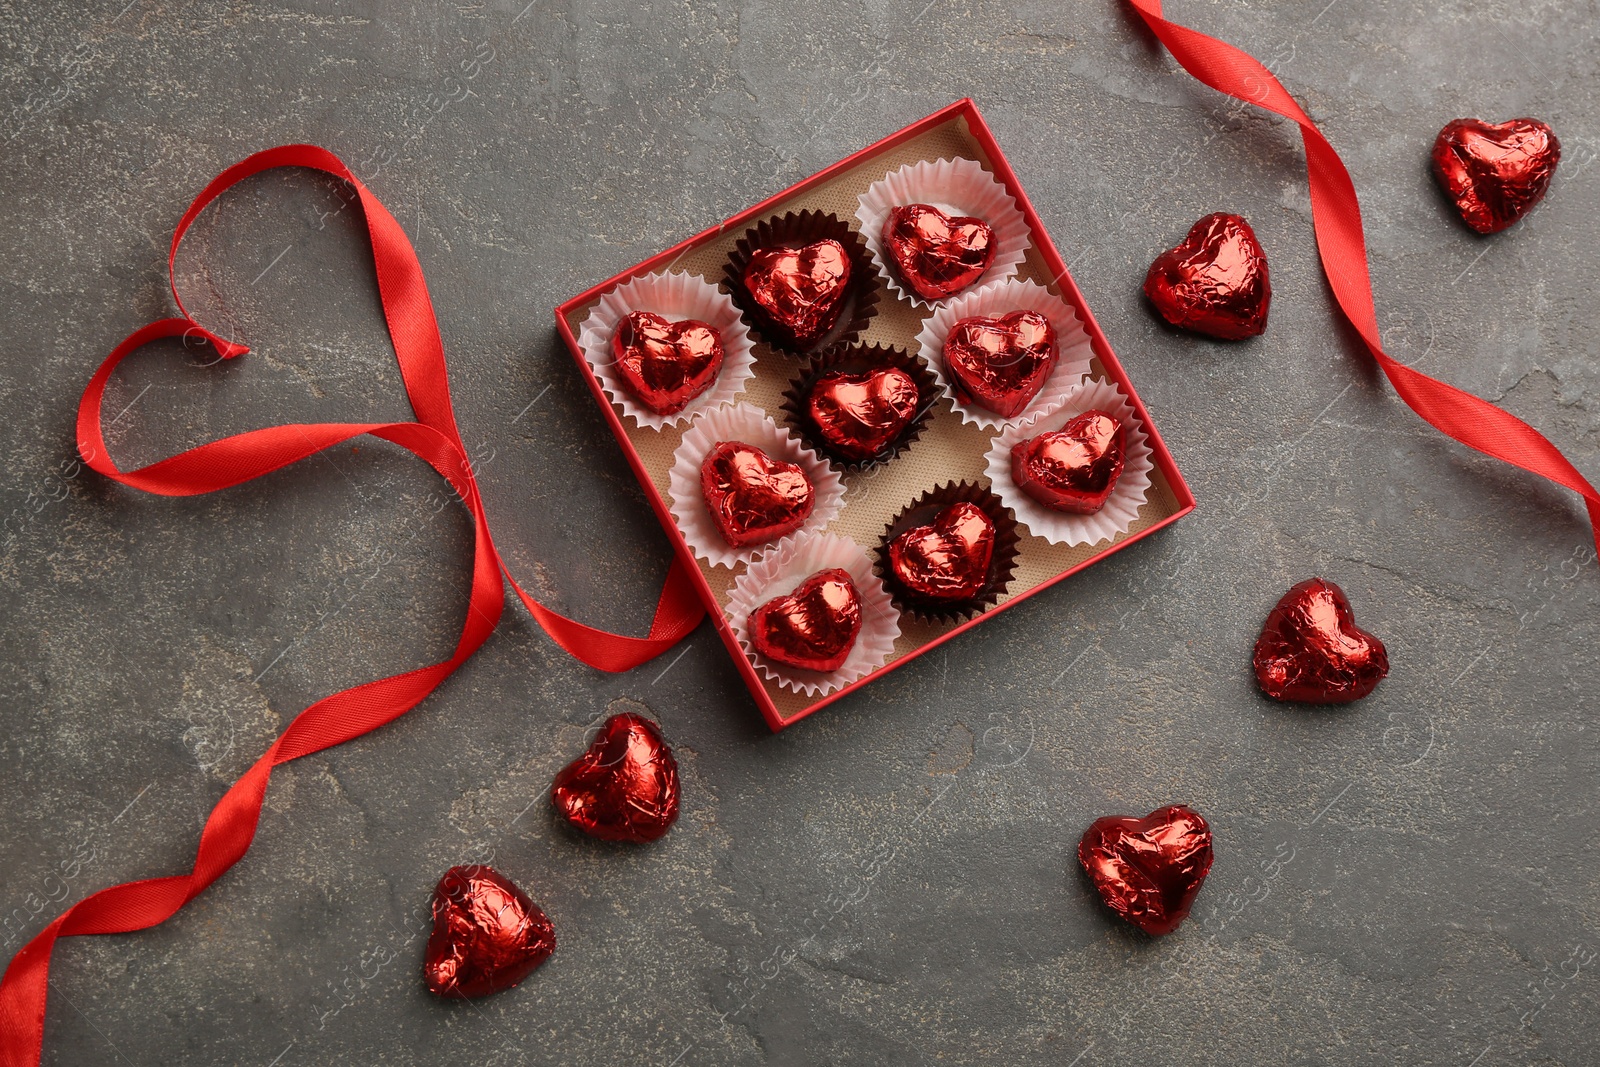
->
(779, 343, 942, 473)
(874, 480, 1020, 624)
(723, 210, 880, 356)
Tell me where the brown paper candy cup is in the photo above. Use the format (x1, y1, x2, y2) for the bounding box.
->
(779, 343, 942, 473)
(874, 480, 1020, 624)
(724, 209, 881, 357)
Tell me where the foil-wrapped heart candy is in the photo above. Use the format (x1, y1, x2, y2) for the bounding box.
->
(943, 310, 1058, 418)
(887, 501, 996, 603)
(551, 712, 680, 843)
(700, 441, 815, 548)
(610, 310, 724, 415)
(1253, 578, 1388, 703)
(1143, 212, 1271, 341)
(1431, 117, 1560, 234)
(806, 365, 921, 462)
(748, 568, 863, 673)
(881, 202, 996, 301)
(1010, 409, 1126, 514)
(423, 866, 556, 998)
(742, 239, 854, 350)
(1078, 804, 1213, 936)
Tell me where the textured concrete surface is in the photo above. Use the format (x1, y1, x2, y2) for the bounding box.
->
(1, 1, 1597, 1064)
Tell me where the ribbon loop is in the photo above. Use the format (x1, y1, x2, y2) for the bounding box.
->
(1, 146, 704, 1067)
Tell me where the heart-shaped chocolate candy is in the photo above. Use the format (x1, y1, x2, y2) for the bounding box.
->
(887, 501, 995, 602)
(610, 310, 724, 415)
(943, 310, 1058, 418)
(807, 366, 921, 461)
(423, 865, 556, 998)
(1432, 117, 1561, 234)
(1078, 804, 1213, 936)
(1253, 578, 1388, 703)
(550, 712, 680, 842)
(742, 239, 853, 350)
(700, 441, 815, 548)
(1010, 409, 1126, 514)
(882, 203, 996, 301)
(748, 567, 863, 673)
(1143, 212, 1271, 340)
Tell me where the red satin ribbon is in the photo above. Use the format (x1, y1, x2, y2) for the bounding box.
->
(1127, 0, 1600, 549)
(0, 144, 704, 1066)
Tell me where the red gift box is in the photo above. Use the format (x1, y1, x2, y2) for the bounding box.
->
(555, 99, 1194, 730)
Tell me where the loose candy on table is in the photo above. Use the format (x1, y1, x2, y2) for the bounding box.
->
(423, 865, 557, 998)
(1253, 578, 1389, 704)
(1143, 212, 1271, 341)
(1078, 804, 1214, 936)
(1431, 117, 1560, 235)
(551, 713, 681, 844)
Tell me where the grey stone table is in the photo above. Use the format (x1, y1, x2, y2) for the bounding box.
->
(2, 1, 1596, 1064)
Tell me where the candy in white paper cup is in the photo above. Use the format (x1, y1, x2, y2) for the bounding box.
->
(857, 157, 1030, 309)
(576, 271, 757, 430)
(726, 532, 900, 697)
(983, 377, 1153, 547)
(668, 402, 846, 569)
(914, 277, 1094, 431)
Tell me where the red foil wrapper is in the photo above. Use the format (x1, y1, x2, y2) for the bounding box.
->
(551, 712, 681, 842)
(700, 440, 815, 548)
(1010, 409, 1126, 514)
(876, 481, 1020, 622)
(1078, 804, 1213, 936)
(1143, 212, 1271, 341)
(424, 865, 556, 998)
(610, 310, 725, 416)
(881, 203, 996, 301)
(725, 210, 879, 356)
(807, 365, 921, 462)
(1253, 577, 1388, 703)
(942, 310, 1058, 419)
(1431, 117, 1560, 235)
(742, 239, 853, 351)
(748, 567, 863, 673)
(782, 344, 940, 472)
(888, 501, 995, 602)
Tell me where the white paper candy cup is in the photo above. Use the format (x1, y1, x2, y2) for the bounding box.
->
(576, 271, 757, 431)
(983, 377, 1153, 547)
(669, 402, 846, 569)
(914, 277, 1094, 431)
(726, 532, 900, 697)
(857, 157, 1030, 309)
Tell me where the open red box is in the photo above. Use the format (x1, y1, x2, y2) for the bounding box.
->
(555, 99, 1195, 730)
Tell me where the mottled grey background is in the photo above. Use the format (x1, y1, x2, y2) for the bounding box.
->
(1, 0, 1597, 1064)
